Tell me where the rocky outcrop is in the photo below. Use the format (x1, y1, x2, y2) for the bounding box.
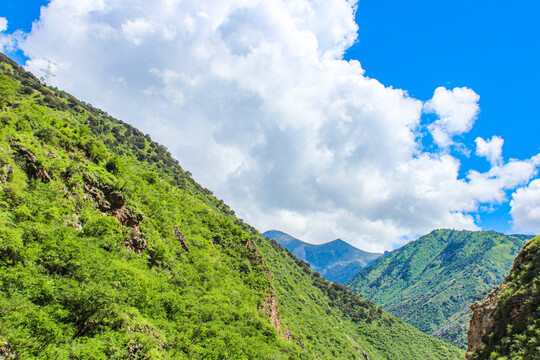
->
(10, 140, 51, 182)
(244, 238, 261, 260)
(348, 340, 370, 360)
(174, 226, 190, 253)
(126, 343, 148, 360)
(259, 287, 281, 333)
(466, 287, 503, 358)
(83, 176, 146, 256)
(466, 236, 539, 360)
(247, 238, 291, 341)
(0, 338, 15, 359)
(123, 231, 147, 257)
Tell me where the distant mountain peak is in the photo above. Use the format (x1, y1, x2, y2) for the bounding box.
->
(263, 230, 382, 284)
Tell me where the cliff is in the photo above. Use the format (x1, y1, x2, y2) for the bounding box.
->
(467, 235, 540, 359)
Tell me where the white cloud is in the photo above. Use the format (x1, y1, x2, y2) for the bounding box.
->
(510, 179, 540, 234)
(475, 136, 504, 166)
(0, 17, 7, 32)
(14, 0, 540, 251)
(0, 17, 16, 53)
(425, 87, 480, 148)
(122, 18, 155, 45)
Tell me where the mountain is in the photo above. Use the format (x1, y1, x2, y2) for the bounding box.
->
(348, 229, 533, 349)
(263, 230, 382, 284)
(0, 53, 463, 359)
(467, 235, 540, 359)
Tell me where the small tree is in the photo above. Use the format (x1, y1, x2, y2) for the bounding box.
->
(0, 75, 19, 109)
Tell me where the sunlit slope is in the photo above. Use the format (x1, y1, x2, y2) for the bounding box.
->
(0, 53, 461, 359)
(348, 229, 531, 348)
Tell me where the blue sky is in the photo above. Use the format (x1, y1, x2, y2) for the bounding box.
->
(347, 0, 540, 160)
(1, 0, 539, 250)
(345, 0, 540, 233)
(1, 0, 49, 63)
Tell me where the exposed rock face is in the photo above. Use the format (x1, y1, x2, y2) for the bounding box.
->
(174, 226, 190, 253)
(282, 328, 291, 342)
(83, 176, 146, 256)
(467, 287, 503, 358)
(0, 338, 15, 359)
(244, 238, 261, 259)
(466, 236, 539, 360)
(259, 287, 281, 333)
(123, 231, 147, 257)
(247, 238, 291, 341)
(10, 141, 52, 182)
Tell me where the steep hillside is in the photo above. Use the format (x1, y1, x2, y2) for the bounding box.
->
(263, 230, 381, 284)
(467, 236, 540, 360)
(0, 53, 462, 359)
(348, 229, 532, 348)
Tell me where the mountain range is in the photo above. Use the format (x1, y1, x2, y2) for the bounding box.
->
(348, 229, 533, 348)
(0, 53, 463, 359)
(2, 49, 537, 359)
(263, 230, 382, 284)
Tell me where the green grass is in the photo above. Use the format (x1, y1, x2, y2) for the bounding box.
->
(0, 52, 462, 359)
(348, 229, 532, 348)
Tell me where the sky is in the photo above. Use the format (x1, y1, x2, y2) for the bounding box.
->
(1, 0, 539, 251)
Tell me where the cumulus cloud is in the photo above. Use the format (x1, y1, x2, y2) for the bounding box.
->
(510, 179, 540, 234)
(475, 136, 504, 166)
(14, 0, 540, 251)
(0, 17, 7, 32)
(122, 18, 155, 45)
(0, 17, 16, 53)
(425, 87, 480, 148)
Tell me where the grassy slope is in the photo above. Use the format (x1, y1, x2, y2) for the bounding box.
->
(348, 229, 531, 348)
(470, 236, 540, 360)
(263, 230, 381, 284)
(0, 53, 462, 359)
(259, 239, 463, 359)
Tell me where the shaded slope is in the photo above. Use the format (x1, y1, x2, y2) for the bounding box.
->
(467, 236, 540, 360)
(0, 53, 462, 359)
(348, 229, 532, 348)
(264, 230, 381, 284)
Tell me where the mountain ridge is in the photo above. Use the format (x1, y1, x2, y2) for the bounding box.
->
(0, 53, 462, 359)
(348, 229, 533, 348)
(263, 230, 382, 284)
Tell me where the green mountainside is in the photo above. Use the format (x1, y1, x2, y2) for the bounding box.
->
(0, 53, 463, 359)
(263, 230, 382, 284)
(467, 235, 540, 360)
(348, 229, 533, 349)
